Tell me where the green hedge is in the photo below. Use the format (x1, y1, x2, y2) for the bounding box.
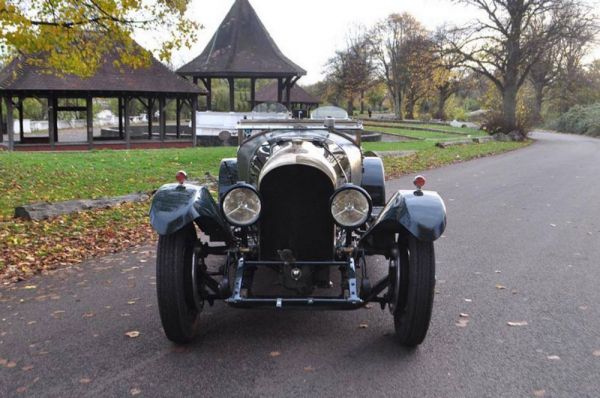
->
(551, 103, 600, 137)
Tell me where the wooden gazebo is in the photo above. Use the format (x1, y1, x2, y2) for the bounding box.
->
(0, 42, 204, 151)
(253, 82, 320, 117)
(177, 0, 306, 111)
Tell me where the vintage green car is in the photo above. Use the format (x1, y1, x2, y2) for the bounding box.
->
(149, 118, 446, 346)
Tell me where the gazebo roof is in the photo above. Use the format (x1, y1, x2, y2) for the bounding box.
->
(0, 43, 204, 96)
(254, 82, 319, 104)
(177, 0, 306, 78)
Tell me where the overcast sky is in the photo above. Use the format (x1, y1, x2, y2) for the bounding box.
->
(138, 0, 600, 85)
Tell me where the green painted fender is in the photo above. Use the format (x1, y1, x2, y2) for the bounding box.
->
(360, 190, 446, 254)
(149, 183, 233, 243)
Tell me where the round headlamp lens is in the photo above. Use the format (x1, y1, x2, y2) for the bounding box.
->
(331, 187, 371, 227)
(222, 187, 261, 226)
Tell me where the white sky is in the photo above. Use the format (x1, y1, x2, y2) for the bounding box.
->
(138, 0, 600, 85)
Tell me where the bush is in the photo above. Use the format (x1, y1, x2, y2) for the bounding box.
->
(549, 103, 600, 137)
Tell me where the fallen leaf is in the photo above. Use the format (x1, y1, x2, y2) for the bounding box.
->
(464, 298, 472, 302)
(303, 366, 315, 372)
(82, 312, 95, 318)
(547, 355, 560, 360)
(79, 377, 92, 384)
(459, 313, 469, 318)
(507, 321, 528, 327)
(533, 389, 546, 397)
(364, 304, 372, 309)
(6, 361, 17, 368)
(16, 386, 27, 393)
(21, 365, 33, 371)
(125, 331, 140, 338)
(550, 224, 556, 227)
(592, 350, 600, 357)
(359, 323, 369, 329)
(269, 351, 281, 357)
(456, 319, 469, 327)
(23, 285, 37, 290)
(495, 270, 502, 273)
(130, 388, 141, 396)
(495, 284, 506, 290)
(0, 358, 6, 366)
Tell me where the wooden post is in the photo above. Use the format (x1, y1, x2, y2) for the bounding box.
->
(250, 78, 256, 110)
(159, 96, 166, 143)
(176, 98, 181, 139)
(228, 78, 235, 112)
(6, 97, 14, 151)
(47, 97, 55, 148)
(86, 96, 93, 149)
(18, 97, 24, 143)
(206, 78, 212, 111)
(191, 96, 198, 147)
(277, 78, 283, 103)
(0, 96, 4, 143)
(118, 97, 124, 139)
(52, 97, 58, 144)
(124, 97, 130, 149)
(147, 98, 153, 139)
(285, 79, 291, 110)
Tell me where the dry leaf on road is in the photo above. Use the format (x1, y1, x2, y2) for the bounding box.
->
(507, 321, 528, 327)
(269, 351, 281, 357)
(359, 323, 369, 329)
(495, 284, 506, 290)
(125, 331, 140, 338)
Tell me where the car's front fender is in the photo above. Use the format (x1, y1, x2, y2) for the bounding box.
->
(360, 190, 446, 254)
(149, 183, 233, 242)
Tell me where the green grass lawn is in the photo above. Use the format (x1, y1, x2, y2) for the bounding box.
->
(366, 126, 460, 140)
(363, 120, 485, 136)
(0, 146, 236, 220)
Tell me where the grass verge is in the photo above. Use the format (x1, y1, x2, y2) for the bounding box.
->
(0, 139, 530, 282)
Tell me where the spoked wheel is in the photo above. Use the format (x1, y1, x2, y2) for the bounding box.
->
(389, 235, 436, 347)
(156, 225, 202, 344)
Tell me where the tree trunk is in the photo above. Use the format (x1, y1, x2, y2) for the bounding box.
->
(405, 100, 415, 120)
(435, 87, 448, 120)
(393, 89, 403, 120)
(502, 83, 518, 132)
(360, 91, 365, 114)
(346, 94, 354, 116)
(532, 82, 544, 124)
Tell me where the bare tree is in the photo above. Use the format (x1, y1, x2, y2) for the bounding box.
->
(325, 27, 376, 115)
(449, 0, 581, 133)
(432, 28, 466, 120)
(528, 6, 597, 121)
(372, 13, 428, 119)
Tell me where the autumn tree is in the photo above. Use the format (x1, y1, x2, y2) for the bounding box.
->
(431, 28, 466, 120)
(372, 13, 428, 119)
(449, 0, 580, 134)
(0, 0, 198, 76)
(325, 28, 376, 115)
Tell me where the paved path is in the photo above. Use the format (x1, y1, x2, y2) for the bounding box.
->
(1, 132, 599, 397)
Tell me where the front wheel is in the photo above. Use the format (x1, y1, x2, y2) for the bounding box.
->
(391, 235, 436, 347)
(156, 225, 201, 344)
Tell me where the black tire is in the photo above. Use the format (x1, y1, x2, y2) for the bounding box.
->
(156, 225, 200, 344)
(393, 236, 436, 347)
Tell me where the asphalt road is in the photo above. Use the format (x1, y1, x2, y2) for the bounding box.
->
(1, 131, 599, 397)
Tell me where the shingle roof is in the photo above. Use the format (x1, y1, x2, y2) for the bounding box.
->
(254, 81, 319, 104)
(177, 0, 306, 78)
(0, 42, 203, 95)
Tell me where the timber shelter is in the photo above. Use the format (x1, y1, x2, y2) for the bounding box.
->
(177, 0, 306, 111)
(0, 42, 204, 151)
